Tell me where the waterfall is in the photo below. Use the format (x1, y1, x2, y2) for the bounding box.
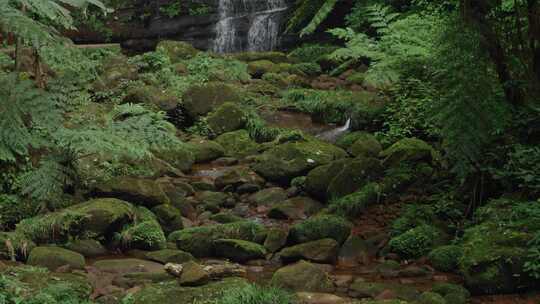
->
(316, 118, 352, 143)
(213, 0, 288, 53)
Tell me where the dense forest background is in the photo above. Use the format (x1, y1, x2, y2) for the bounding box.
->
(0, 0, 540, 303)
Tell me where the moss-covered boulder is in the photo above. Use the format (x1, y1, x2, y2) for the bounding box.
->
(115, 207, 167, 251)
(349, 280, 419, 301)
(182, 82, 241, 119)
(271, 260, 334, 292)
(431, 283, 470, 304)
(279, 238, 339, 263)
(152, 204, 184, 235)
(348, 133, 383, 157)
(264, 228, 289, 253)
(209, 212, 244, 223)
(123, 85, 180, 111)
(207, 102, 247, 135)
(247, 60, 279, 77)
(380, 138, 435, 167)
(64, 239, 107, 258)
(93, 55, 138, 91)
(388, 224, 442, 259)
(94, 177, 170, 208)
(248, 187, 288, 207)
(187, 139, 225, 163)
(179, 261, 210, 286)
(417, 292, 446, 304)
(252, 139, 347, 184)
(152, 144, 195, 172)
(213, 239, 267, 262)
(168, 221, 266, 257)
(156, 40, 199, 62)
(132, 277, 249, 304)
(268, 196, 323, 220)
(289, 215, 352, 245)
(215, 130, 261, 158)
(145, 249, 194, 264)
(27, 246, 85, 270)
(233, 51, 289, 63)
(92, 258, 164, 273)
(428, 245, 463, 272)
(196, 191, 231, 212)
(214, 166, 265, 191)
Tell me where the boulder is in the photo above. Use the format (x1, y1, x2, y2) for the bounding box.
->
(252, 140, 347, 184)
(123, 85, 179, 111)
(182, 82, 241, 119)
(215, 130, 260, 158)
(213, 239, 267, 262)
(145, 249, 194, 264)
(92, 258, 164, 274)
(247, 60, 279, 77)
(209, 212, 244, 223)
(279, 239, 339, 264)
(207, 102, 247, 135)
(348, 280, 419, 301)
(152, 145, 195, 172)
(156, 40, 199, 62)
(196, 191, 231, 212)
(214, 166, 265, 190)
(93, 177, 170, 208)
(380, 138, 435, 167)
(271, 260, 334, 292)
(179, 261, 210, 286)
(152, 204, 184, 235)
(348, 133, 383, 157)
(0, 232, 35, 261)
(248, 187, 288, 207)
(94, 55, 138, 91)
(168, 221, 266, 257)
(289, 215, 352, 245)
(264, 228, 289, 253)
(187, 139, 225, 163)
(268, 196, 323, 220)
(65, 239, 107, 258)
(338, 235, 377, 266)
(27, 246, 85, 271)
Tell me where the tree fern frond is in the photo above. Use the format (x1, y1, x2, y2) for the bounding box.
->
(299, 0, 338, 37)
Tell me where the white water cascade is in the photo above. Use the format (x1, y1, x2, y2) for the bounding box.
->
(317, 118, 352, 143)
(213, 0, 288, 53)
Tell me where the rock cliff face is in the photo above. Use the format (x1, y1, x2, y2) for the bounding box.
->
(70, 0, 295, 52)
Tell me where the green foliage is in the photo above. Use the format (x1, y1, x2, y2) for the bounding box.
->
(428, 245, 463, 272)
(288, 44, 338, 63)
(214, 284, 296, 304)
(298, 0, 338, 37)
(492, 144, 540, 196)
(290, 214, 352, 244)
(389, 224, 441, 259)
(17, 209, 87, 243)
(524, 232, 540, 279)
(115, 207, 166, 250)
(328, 183, 381, 217)
(280, 89, 356, 124)
(128, 50, 172, 72)
(390, 204, 434, 236)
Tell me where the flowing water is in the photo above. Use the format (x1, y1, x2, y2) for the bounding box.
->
(316, 118, 352, 143)
(213, 0, 288, 53)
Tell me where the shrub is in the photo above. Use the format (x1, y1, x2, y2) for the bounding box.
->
(389, 224, 440, 259)
(428, 245, 463, 272)
(215, 283, 296, 304)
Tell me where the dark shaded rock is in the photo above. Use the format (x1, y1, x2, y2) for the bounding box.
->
(279, 239, 339, 263)
(248, 187, 287, 206)
(152, 204, 184, 235)
(28, 246, 85, 270)
(264, 228, 289, 253)
(271, 260, 334, 292)
(65, 239, 107, 258)
(145, 249, 194, 264)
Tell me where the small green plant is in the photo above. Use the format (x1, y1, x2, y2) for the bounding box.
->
(524, 232, 540, 279)
(214, 283, 296, 304)
(428, 245, 463, 272)
(389, 224, 441, 259)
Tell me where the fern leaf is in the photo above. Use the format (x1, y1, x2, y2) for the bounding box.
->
(299, 0, 339, 37)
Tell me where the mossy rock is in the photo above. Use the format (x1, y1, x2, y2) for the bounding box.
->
(428, 245, 463, 272)
(132, 277, 249, 304)
(28, 246, 85, 271)
(388, 224, 442, 259)
(417, 292, 446, 304)
(289, 215, 352, 245)
(214, 166, 265, 190)
(264, 228, 289, 253)
(92, 258, 164, 273)
(248, 60, 279, 77)
(123, 85, 179, 111)
(327, 183, 381, 218)
(232, 51, 289, 63)
(94, 177, 170, 208)
(349, 280, 419, 301)
(209, 212, 244, 223)
(182, 82, 241, 119)
(187, 139, 225, 163)
(156, 40, 199, 62)
(196, 191, 230, 211)
(251, 139, 347, 184)
(213, 239, 267, 262)
(168, 221, 266, 257)
(153, 144, 195, 172)
(248, 187, 288, 207)
(268, 196, 323, 220)
(279, 238, 338, 264)
(459, 222, 534, 294)
(431, 283, 470, 304)
(206, 102, 247, 135)
(380, 138, 435, 167)
(152, 204, 183, 235)
(348, 133, 383, 157)
(145, 249, 194, 264)
(64, 239, 107, 258)
(215, 130, 261, 159)
(70, 198, 135, 236)
(271, 260, 334, 292)
(179, 261, 210, 286)
(336, 131, 372, 150)
(94, 55, 138, 91)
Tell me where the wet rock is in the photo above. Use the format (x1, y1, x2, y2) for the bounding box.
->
(348, 280, 419, 301)
(114, 271, 173, 288)
(146, 249, 194, 264)
(196, 191, 230, 212)
(237, 183, 262, 194)
(179, 261, 210, 286)
(65, 239, 107, 258)
(375, 260, 401, 278)
(187, 139, 225, 163)
(213, 157, 239, 166)
(213, 239, 267, 262)
(93, 258, 165, 274)
(264, 228, 289, 253)
(182, 82, 240, 119)
(215, 130, 261, 159)
(207, 102, 247, 135)
(168, 221, 266, 257)
(248, 187, 288, 206)
(289, 215, 352, 245)
(214, 166, 265, 191)
(268, 196, 323, 220)
(27, 246, 85, 271)
(252, 140, 347, 184)
(338, 235, 374, 266)
(93, 177, 170, 208)
(156, 40, 199, 62)
(279, 239, 339, 264)
(272, 260, 335, 292)
(152, 204, 183, 235)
